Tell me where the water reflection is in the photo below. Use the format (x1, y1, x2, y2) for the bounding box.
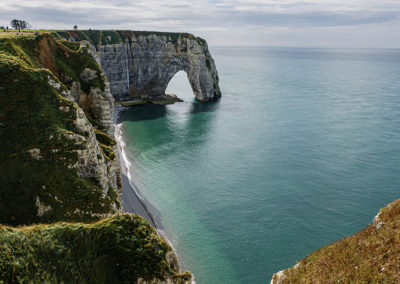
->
(119, 104, 168, 122)
(189, 98, 221, 114)
(119, 100, 221, 154)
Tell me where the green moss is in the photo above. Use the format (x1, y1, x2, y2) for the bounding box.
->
(50, 31, 70, 41)
(101, 30, 123, 44)
(99, 143, 116, 161)
(86, 114, 106, 132)
(0, 214, 187, 283)
(0, 34, 105, 92)
(58, 40, 80, 51)
(94, 129, 116, 147)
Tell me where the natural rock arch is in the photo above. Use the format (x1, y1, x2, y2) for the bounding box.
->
(98, 32, 221, 102)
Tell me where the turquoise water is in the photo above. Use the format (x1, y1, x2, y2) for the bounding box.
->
(119, 47, 400, 283)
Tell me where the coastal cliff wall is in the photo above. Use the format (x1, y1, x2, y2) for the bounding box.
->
(52, 30, 221, 102)
(270, 199, 400, 283)
(0, 34, 121, 225)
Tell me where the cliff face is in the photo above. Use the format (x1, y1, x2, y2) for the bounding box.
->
(271, 199, 400, 283)
(0, 34, 121, 225)
(52, 30, 221, 102)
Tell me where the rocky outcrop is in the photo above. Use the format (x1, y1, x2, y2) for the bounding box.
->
(100, 33, 220, 102)
(0, 34, 121, 225)
(52, 31, 221, 102)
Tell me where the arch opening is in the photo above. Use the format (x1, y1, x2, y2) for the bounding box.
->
(165, 70, 195, 102)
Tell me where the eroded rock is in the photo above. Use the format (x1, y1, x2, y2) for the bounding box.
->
(98, 33, 221, 102)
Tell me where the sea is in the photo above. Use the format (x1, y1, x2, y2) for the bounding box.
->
(118, 47, 400, 283)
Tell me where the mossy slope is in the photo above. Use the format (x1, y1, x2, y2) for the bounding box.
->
(0, 34, 119, 225)
(0, 214, 192, 283)
(271, 199, 400, 283)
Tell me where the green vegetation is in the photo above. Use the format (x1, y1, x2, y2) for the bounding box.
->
(272, 199, 400, 283)
(0, 34, 118, 225)
(1, 29, 207, 49)
(99, 143, 116, 161)
(94, 129, 117, 161)
(94, 128, 116, 146)
(0, 33, 104, 91)
(0, 214, 191, 283)
(57, 39, 80, 51)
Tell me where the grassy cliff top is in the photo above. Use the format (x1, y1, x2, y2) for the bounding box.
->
(0, 29, 207, 50)
(0, 213, 191, 283)
(272, 199, 400, 283)
(49, 30, 207, 47)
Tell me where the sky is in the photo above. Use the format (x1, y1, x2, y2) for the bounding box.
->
(1, 0, 400, 48)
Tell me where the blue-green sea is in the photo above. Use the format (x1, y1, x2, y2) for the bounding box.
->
(119, 47, 400, 283)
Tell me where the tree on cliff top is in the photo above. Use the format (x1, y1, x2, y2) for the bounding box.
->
(10, 19, 31, 32)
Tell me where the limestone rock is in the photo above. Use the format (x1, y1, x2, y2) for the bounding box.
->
(80, 67, 98, 81)
(28, 148, 42, 160)
(98, 33, 221, 102)
(35, 196, 52, 217)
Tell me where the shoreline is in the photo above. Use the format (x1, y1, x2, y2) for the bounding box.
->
(113, 106, 175, 249)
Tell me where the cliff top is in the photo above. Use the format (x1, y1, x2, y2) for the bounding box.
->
(50, 30, 207, 48)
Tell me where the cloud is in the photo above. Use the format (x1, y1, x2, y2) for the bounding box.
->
(0, 0, 399, 47)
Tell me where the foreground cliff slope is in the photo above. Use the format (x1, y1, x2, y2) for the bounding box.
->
(0, 33, 193, 283)
(271, 199, 400, 283)
(0, 214, 191, 283)
(0, 33, 120, 225)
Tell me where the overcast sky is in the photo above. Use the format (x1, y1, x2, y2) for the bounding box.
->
(1, 0, 400, 48)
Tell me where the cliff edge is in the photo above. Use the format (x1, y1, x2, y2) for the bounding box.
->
(271, 199, 400, 283)
(0, 214, 192, 283)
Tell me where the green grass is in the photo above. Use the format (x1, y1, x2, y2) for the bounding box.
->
(95, 128, 116, 146)
(272, 199, 400, 283)
(0, 33, 105, 91)
(0, 214, 191, 283)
